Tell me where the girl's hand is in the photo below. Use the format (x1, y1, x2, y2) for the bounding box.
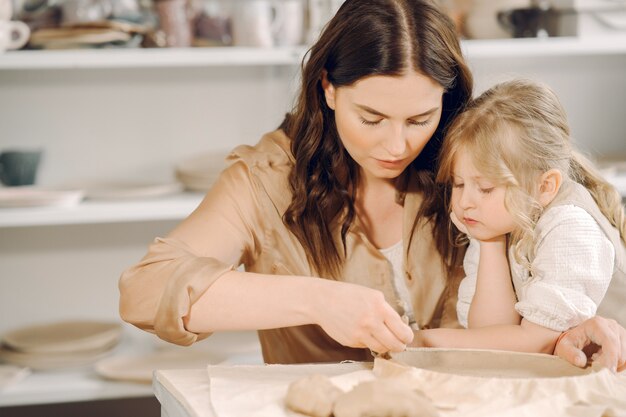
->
(313, 280, 414, 354)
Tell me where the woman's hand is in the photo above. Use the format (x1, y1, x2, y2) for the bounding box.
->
(554, 316, 626, 372)
(313, 280, 414, 354)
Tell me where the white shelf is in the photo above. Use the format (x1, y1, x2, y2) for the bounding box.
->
(0, 192, 204, 227)
(0, 329, 263, 407)
(462, 35, 626, 59)
(1, 36, 625, 70)
(0, 46, 308, 70)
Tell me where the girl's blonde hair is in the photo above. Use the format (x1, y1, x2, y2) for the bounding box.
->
(437, 79, 626, 267)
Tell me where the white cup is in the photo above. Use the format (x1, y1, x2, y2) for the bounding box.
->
(231, 0, 284, 47)
(61, 0, 113, 26)
(465, 0, 530, 39)
(0, 20, 30, 52)
(0, 0, 12, 21)
(274, 0, 304, 46)
(306, 0, 343, 43)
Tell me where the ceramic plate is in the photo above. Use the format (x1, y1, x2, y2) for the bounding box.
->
(1, 320, 122, 354)
(0, 365, 30, 390)
(95, 349, 228, 383)
(0, 343, 116, 370)
(0, 187, 84, 208)
(391, 348, 591, 378)
(83, 182, 183, 200)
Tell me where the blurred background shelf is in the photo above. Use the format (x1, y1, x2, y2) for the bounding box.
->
(0, 329, 262, 408)
(0, 46, 308, 70)
(1, 36, 625, 70)
(462, 35, 626, 58)
(0, 193, 204, 227)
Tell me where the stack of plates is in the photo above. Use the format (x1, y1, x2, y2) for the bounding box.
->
(95, 348, 227, 383)
(0, 321, 122, 370)
(0, 187, 84, 208)
(175, 151, 230, 192)
(83, 182, 183, 201)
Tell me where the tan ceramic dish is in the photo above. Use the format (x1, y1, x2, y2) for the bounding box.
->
(1, 320, 122, 354)
(391, 348, 591, 378)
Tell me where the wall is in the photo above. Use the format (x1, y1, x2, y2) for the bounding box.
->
(0, 52, 625, 336)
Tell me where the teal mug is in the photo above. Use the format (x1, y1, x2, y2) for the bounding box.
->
(0, 150, 43, 186)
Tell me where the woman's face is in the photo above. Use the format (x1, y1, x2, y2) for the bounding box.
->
(323, 71, 444, 182)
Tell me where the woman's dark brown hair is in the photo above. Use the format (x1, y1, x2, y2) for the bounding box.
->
(282, 0, 473, 278)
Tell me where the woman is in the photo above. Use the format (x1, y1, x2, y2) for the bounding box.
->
(120, 0, 625, 370)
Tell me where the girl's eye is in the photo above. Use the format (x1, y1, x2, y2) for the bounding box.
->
(408, 119, 431, 127)
(479, 187, 494, 194)
(360, 118, 382, 126)
(452, 183, 464, 189)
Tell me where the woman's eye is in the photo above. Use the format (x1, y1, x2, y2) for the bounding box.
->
(452, 183, 464, 189)
(360, 118, 381, 126)
(408, 119, 431, 127)
(479, 187, 494, 194)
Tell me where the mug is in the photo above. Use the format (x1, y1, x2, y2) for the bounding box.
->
(307, 0, 343, 43)
(0, 150, 42, 187)
(498, 7, 558, 38)
(61, 0, 113, 25)
(465, 0, 530, 39)
(230, 0, 284, 47)
(274, 0, 304, 46)
(0, 0, 12, 20)
(0, 20, 30, 52)
(154, 0, 193, 47)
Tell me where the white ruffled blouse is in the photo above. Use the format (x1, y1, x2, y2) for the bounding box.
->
(457, 204, 616, 331)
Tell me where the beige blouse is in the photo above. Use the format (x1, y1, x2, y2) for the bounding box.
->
(119, 129, 463, 364)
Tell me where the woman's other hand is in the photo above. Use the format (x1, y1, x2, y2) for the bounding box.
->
(314, 280, 414, 354)
(554, 316, 626, 372)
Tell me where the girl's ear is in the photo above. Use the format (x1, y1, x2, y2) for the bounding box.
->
(537, 169, 563, 207)
(321, 70, 336, 110)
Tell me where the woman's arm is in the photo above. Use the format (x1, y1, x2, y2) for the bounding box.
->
(186, 270, 413, 353)
(414, 319, 560, 354)
(469, 237, 520, 327)
(120, 159, 412, 351)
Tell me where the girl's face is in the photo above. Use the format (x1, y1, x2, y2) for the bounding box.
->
(450, 152, 517, 241)
(323, 71, 444, 183)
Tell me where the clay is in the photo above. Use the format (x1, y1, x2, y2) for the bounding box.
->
(284, 374, 344, 417)
(332, 378, 439, 417)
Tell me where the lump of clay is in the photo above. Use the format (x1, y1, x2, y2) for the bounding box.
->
(333, 378, 439, 417)
(285, 374, 344, 417)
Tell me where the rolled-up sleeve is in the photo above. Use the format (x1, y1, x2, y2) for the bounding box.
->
(456, 238, 480, 328)
(515, 205, 615, 331)
(119, 159, 263, 345)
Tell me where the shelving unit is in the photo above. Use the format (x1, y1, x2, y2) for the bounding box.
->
(461, 35, 626, 58)
(1, 33, 625, 411)
(0, 193, 204, 228)
(1, 36, 626, 70)
(0, 330, 263, 407)
(0, 46, 308, 70)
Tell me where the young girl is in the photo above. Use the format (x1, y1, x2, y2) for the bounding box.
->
(415, 79, 626, 355)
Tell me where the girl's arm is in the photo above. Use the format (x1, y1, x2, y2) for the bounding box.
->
(468, 237, 520, 327)
(413, 319, 561, 354)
